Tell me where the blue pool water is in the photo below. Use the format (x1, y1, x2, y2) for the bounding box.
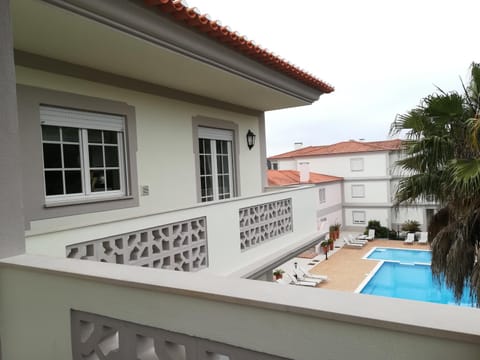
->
(367, 248, 431, 263)
(360, 248, 475, 307)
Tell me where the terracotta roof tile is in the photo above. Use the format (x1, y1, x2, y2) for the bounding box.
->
(267, 170, 342, 186)
(269, 139, 403, 160)
(144, 0, 334, 94)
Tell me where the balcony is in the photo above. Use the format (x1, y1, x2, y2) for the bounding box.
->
(27, 185, 330, 278)
(0, 254, 479, 359)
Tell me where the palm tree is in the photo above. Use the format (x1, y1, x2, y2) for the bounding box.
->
(390, 63, 480, 306)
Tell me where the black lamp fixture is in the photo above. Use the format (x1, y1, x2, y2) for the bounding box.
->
(246, 129, 256, 150)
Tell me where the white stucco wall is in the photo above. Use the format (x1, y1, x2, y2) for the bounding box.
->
(393, 207, 424, 225)
(16, 66, 264, 235)
(344, 207, 390, 229)
(2, 256, 480, 360)
(315, 182, 342, 231)
(344, 180, 390, 204)
(276, 152, 390, 178)
(276, 159, 296, 170)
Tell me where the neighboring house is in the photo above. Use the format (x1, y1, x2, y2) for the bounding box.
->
(0, 1, 475, 359)
(269, 139, 438, 231)
(266, 169, 343, 233)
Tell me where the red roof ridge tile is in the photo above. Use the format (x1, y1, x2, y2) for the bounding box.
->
(144, 0, 334, 93)
(267, 170, 343, 186)
(269, 139, 403, 159)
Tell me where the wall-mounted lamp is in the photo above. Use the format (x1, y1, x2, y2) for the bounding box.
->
(246, 129, 256, 150)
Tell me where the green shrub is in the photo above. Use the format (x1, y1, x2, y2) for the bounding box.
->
(401, 220, 421, 233)
(364, 220, 391, 238)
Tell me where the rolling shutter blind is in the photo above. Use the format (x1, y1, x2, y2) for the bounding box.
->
(198, 127, 233, 141)
(40, 106, 124, 131)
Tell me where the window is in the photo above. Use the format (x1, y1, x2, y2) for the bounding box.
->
(352, 211, 366, 224)
(271, 162, 278, 170)
(350, 158, 364, 172)
(319, 188, 326, 203)
(351, 184, 365, 198)
(40, 106, 126, 203)
(198, 127, 235, 202)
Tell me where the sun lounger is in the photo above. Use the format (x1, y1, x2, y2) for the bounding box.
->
(298, 265, 329, 281)
(404, 232, 415, 244)
(366, 229, 375, 241)
(293, 267, 327, 283)
(284, 273, 318, 287)
(418, 232, 428, 244)
(343, 237, 364, 249)
(348, 234, 368, 245)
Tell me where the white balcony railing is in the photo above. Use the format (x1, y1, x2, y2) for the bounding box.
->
(0, 254, 479, 360)
(28, 186, 326, 277)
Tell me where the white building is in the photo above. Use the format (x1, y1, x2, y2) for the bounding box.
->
(266, 169, 343, 234)
(269, 140, 438, 232)
(0, 1, 477, 359)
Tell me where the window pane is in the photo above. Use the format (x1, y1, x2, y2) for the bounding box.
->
(43, 143, 62, 168)
(105, 146, 119, 167)
(90, 170, 106, 192)
(217, 155, 223, 173)
(106, 170, 120, 190)
(204, 156, 212, 174)
(62, 127, 79, 142)
(103, 131, 117, 144)
(88, 129, 102, 143)
(200, 155, 205, 174)
(42, 125, 60, 141)
(222, 156, 229, 173)
(202, 139, 211, 154)
(45, 171, 63, 195)
(89, 145, 104, 167)
(65, 171, 82, 194)
(63, 144, 80, 168)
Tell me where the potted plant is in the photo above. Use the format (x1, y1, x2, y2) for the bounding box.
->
(329, 225, 336, 241)
(320, 240, 329, 254)
(333, 222, 341, 240)
(273, 269, 285, 280)
(328, 238, 334, 250)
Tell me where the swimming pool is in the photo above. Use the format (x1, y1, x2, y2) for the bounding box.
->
(358, 248, 475, 307)
(366, 247, 431, 264)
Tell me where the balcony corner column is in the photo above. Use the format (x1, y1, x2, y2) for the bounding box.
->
(0, 0, 26, 258)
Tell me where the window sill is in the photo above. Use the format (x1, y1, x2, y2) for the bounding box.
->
(44, 195, 134, 208)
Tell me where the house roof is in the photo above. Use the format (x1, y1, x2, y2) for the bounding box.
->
(267, 170, 343, 186)
(269, 139, 403, 160)
(144, 0, 334, 94)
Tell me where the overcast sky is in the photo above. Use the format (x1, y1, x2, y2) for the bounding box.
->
(187, 0, 479, 155)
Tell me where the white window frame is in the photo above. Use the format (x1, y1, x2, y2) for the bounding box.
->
(40, 106, 127, 204)
(352, 211, 366, 224)
(350, 158, 364, 172)
(198, 127, 235, 202)
(351, 184, 365, 198)
(318, 188, 326, 204)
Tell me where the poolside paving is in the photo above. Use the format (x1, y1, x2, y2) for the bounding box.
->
(309, 237, 430, 292)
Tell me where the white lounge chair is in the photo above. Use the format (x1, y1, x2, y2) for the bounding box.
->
(404, 232, 415, 244)
(366, 229, 375, 241)
(284, 273, 318, 287)
(343, 237, 364, 249)
(293, 265, 328, 282)
(348, 234, 368, 245)
(418, 232, 428, 244)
